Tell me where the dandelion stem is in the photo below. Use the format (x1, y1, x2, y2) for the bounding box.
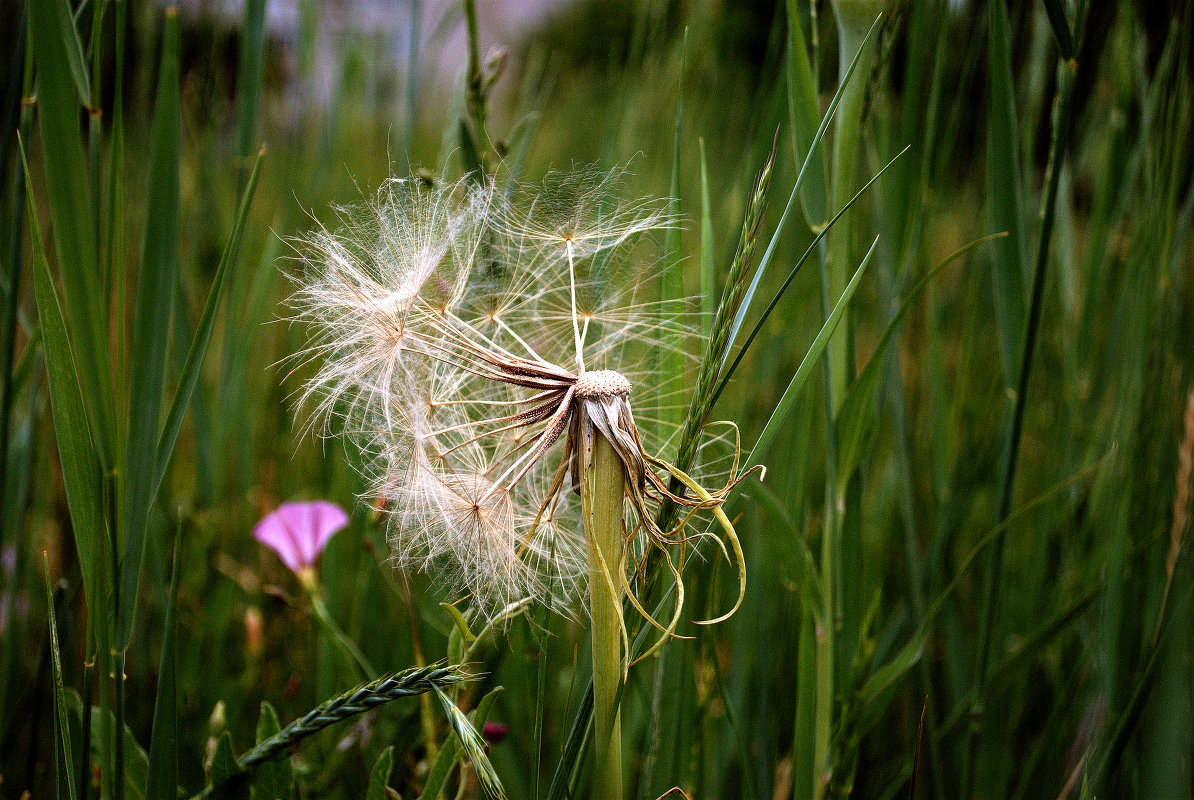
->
(583, 433, 625, 797)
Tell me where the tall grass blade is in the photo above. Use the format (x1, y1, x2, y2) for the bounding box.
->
(120, 6, 180, 647)
(698, 138, 715, 327)
(22, 139, 103, 613)
(785, 0, 828, 226)
(834, 233, 1005, 487)
(48, 0, 90, 105)
(1041, 0, 1074, 60)
(149, 149, 264, 518)
(45, 558, 79, 800)
(720, 16, 881, 372)
(235, 0, 267, 167)
(985, 0, 1029, 384)
(28, 0, 113, 460)
(146, 522, 180, 800)
(715, 146, 907, 404)
(748, 235, 879, 467)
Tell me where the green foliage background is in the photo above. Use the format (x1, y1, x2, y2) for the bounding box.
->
(2, 1, 1192, 798)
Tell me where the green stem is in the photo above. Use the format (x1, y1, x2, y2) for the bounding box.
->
(308, 588, 376, 681)
(584, 434, 625, 798)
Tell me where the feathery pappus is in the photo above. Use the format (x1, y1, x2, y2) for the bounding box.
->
(286, 169, 750, 628)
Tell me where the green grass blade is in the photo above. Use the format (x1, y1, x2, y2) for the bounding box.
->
(235, 0, 267, 167)
(748, 235, 879, 467)
(28, 0, 113, 461)
(698, 137, 715, 327)
(545, 683, 594, 800)
(1041, 0, 1074, 61)
(834, 233, 1005, 488)
(365, 746, 395, 800)
(145, 522, 180, 800)
(714, 146, 908, 404)
(719, 15, 881, 375)
(785, 0, 828, 226)
(120, 6, 180, 647)
(986, 0, 1029, 385)
(150, 148, 264, 520)
(45, 557, 79, 800)
(49, 0, 90, 105)
(22, 139, 103, 614)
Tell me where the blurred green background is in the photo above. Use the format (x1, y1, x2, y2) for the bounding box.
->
(2, 1, 1192, 798)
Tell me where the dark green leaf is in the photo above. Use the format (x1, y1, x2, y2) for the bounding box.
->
(121, 5, 181, 648)
(210, 731, 250, 800)
(28, 0, 113, 458)
(986, 0, 1029, 384)
(366, 746, 395, 800)
(252, 703, 292, 800)
(22, 141, 103, 612)
(45, 558, 78, 800)
(146, 522, 181, 800)
(84, 700, 152, 800)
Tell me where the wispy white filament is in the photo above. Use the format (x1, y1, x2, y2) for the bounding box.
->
(286, 169, 706, 617)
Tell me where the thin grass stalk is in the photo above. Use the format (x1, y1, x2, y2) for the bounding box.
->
(814, 244, 839, 799)
(584, 434, 625, 797)
(964, 39, 1079, 799)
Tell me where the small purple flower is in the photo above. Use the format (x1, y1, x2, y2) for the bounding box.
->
(482, 721, 508, 745)
(254, 500, 349, 579)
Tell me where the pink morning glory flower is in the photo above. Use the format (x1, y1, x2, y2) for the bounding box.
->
(254, 500, 349, 580)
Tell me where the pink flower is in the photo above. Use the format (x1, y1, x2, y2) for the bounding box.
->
(481, 721, 508, 745)
(254, 500, 349, 578)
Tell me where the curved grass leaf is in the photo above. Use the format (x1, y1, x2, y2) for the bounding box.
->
(419, 686, 503, 800)
(748, 235, 880, 467)
(22, 139, 103, 612)
(713, 145, 908, 406)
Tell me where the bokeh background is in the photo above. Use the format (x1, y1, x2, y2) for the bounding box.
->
(2, 1, 1192, 798)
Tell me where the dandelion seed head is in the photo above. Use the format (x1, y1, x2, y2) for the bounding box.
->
(286, 167, 744, 622)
